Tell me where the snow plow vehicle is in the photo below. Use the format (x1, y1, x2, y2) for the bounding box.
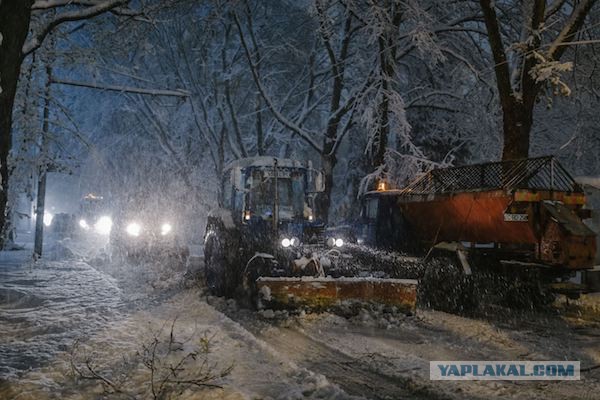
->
(110, 207, 189, 266)
(77, 193, 113, 236)
(204, 157, 417, 313)
(356, 156, 597, 310)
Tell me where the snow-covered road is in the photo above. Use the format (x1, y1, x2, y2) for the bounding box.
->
(1, 238, 599, 399)
(210, 295, 600, 400)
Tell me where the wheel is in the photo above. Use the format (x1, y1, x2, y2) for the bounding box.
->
(488, 270, 554, 310)
(241, 254, 277, 309)
(419, 257, 477, 314)
(204, 233, 232, 296)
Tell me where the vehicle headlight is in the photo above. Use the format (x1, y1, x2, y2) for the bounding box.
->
(79, 219, 89, 229)
(94, 216, 113, 235)
(281, 238, 291, 248)
(327, 237, 344, 248)
(43, 212, 53, 227)
(126, 222, 142, 237)
(161, 223, 172, 236)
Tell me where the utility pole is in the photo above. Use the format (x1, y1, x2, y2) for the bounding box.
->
(33, 61, 52, 259)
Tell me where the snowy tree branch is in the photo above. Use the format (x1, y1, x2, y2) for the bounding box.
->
(24, 0, 132, 55)
(405, 91, 462, 108)
(51, 78, 191, 97)
(233, 12, 324, 153)
(548, 0, 597, 61)
(545, 0, 568, 20)
(32, 0, 99, 10)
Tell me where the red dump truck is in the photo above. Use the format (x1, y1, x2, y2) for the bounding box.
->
(357, 156, 597, 307)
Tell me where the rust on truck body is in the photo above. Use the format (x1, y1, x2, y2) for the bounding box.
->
(374, 156, 597, 270)
(397, 190, 536, 245)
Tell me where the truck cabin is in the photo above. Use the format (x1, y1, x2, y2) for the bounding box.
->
(79, 193, 108, 219)
(221, 157, 323, 225)
(358, 190, 418, 252)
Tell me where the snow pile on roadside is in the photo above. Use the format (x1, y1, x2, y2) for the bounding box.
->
(0, 259, 123, 379)
(44, 240, 77, 261)
(98, 258, 186, 294)
(3, 290, 362, 400)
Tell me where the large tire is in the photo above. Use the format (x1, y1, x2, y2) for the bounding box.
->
(477, 270, 554, 310)
(241, 254, 278, 309)
(204, 233, 234, 296)
(419, 257, 477, 314)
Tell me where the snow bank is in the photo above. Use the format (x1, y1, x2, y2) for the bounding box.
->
(0, 259, 122, 379)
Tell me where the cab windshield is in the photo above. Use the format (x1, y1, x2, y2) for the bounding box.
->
(79, 198, 107, 218)
(248, 169, 305, 219)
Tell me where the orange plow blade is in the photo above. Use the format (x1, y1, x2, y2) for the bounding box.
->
(256, 277, 417, 314)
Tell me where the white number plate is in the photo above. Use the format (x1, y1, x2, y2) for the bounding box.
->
(263, 169, 292, 178)
(504, 213, 528, 222)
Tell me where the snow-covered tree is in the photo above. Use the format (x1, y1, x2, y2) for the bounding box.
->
(0, 0, 141, 247)
(477, 0, 599, 160)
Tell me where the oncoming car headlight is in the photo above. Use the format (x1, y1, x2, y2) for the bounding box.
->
(161, 223, 172, 236)
(94, 216, 113, 235)
(327, 237, 344, 248)
(43, 212, 53, 227)
(126, 222, 142, 237)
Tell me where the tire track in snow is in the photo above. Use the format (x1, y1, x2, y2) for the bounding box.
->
(208, 299, 451, 400)
(251, 324, 451, 400)
(196, 298, 364, 399)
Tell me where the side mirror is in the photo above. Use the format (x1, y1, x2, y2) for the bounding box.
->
(308, 169, 325, 193)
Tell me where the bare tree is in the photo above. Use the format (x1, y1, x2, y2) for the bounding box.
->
(478, 0, 598, 160)
(236, 0, 369, 221)
(0, 0, 138, 247)
(70, 318, 233, 399)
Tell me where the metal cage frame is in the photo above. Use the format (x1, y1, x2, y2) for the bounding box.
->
(400, 156, 580, 195)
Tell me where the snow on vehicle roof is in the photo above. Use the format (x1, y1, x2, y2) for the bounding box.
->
(576, 176, 600, 190)
(224, 156, 308, 171)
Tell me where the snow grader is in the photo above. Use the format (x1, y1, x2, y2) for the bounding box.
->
(355, 156, 597, 310)
(203, 157, 417, 313)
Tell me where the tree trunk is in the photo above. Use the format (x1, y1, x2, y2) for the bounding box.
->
(316, 154, 336, 224)
(34, 62, 52, 259)
(371, 35, 391, 168)
(255, 94, 264, 156)
(479, 0, 595, 161)
(0, 0, 33, 247)
(369, 1, 401, 170)
(33, 170, 48, 258)
(501, 101, 533, 160)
